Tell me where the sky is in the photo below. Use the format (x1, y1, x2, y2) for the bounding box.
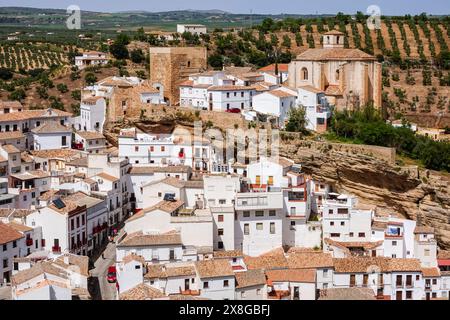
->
(0, 0, 449, 15)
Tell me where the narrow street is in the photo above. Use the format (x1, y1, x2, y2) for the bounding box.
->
(89, 242, 117, 300)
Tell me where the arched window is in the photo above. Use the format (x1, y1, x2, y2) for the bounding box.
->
(301, 67, 308, 80)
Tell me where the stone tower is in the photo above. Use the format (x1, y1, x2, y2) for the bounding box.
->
(322, 30, 345, 49)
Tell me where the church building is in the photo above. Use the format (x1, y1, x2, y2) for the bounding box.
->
(288, 30, 382, 110)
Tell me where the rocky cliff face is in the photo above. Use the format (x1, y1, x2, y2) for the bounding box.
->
(280, 143, 450, 250)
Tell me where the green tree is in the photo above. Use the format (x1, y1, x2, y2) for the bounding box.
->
(57, 83, 68, 93)
(8, 88, 26, 101)
(285, 107, 308, 134)
(208, 54, 224, 70)
(110, 34, 130, 60)
(84, 72, 97, 85)
(130, 49, 145, 64)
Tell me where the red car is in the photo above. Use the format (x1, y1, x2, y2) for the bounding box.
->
(107, 266, 117, 283)
(226, 108, 241, 114)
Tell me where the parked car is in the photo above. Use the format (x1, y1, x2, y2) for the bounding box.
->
(107, 266, 117, 283)
(226, 108, 241, 113)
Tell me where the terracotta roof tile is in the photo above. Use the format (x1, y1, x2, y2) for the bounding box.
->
(119, 284, 165, 300)
(195, 259, 234, 278)
(318, 287, 376, 300)
(287, 251, 334, 269)
(296, 48, 376, 61)
(244, 247, 288, 270)
(235, 269, 266, 289)
(422, 268, 441, 277)
(266, 268, 316, 283)
(118, 231, 182, 247)
(76, 131, 105, 140)
(414, 226, 435, 234)
(31, 122, 71, 134)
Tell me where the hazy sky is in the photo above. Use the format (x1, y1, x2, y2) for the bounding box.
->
(0, 0, 449, 15)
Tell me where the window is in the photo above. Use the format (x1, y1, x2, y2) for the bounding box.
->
(337, 208, 348, 214)
(219, 199, 226, 205)
(323, 269, 328, 277)
(268, 176, 274, 186)
(203, 282, 209, 289)
(330, 221, 334, 226)
(61, 136, 67, 146)
(255, 175, 261, 185)
(330, 233, 340, 238)
(12, 241, 17, 248)
(424, 249, 430, 257)
(161, 146, 165, 152)
(135, 146, 139, 152)
(270, 222, 275, 234)
(241, 291, 246, 298)
(150, 146, 154, 152)
(218, 229, 224, 236)
(256, 223, 263, 231)
(3, 258, 7, 268)
(358, 232, 366, 238)
(2, 244, 7, 251)
(392, 241, 397, 246)
(340, 221, 345, 226)
(218, 241, 224, 249)
(244, 224, 250, 235)
(301, 67, 308, 80)
(405, 291, 412, 300)
(269, 210, 276, 217)
(218, 215, 224, 222)
(223, 280, 229, 287)
(226, 92, 230, 98)
(432, 279, 437, 285)
(243, 211, 250, 218)
(255, 211, 264, 217)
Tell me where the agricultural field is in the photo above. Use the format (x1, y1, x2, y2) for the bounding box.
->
(0, 43, 68, 70)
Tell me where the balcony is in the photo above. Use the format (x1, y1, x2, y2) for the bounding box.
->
(235, 192, 283, 210)
(52, 246, 61, 253)
(179, 287, 200, 296)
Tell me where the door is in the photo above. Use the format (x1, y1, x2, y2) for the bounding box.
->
(396, 291, 402, 300)
(185, 279, 190, 291)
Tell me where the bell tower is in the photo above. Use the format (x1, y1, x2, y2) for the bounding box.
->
(322, 30, 345, 49)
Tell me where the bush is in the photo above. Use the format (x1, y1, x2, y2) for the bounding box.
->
(57, 83, 68, 93)
(84, 72, 97, 85)
(330, 105, 450, 172)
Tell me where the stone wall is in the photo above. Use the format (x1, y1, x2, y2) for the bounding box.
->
(149, 47, 207, 105)
(281, 136, 396, 164)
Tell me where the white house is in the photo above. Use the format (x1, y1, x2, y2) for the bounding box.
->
(0, 222, 26, 284)
(118, 127, 194, 168)
(297, 86, 331, 133)
(252, 89, 297, 128)
(177, 24, 207, 35)
(31, 122, 72, 151)
(195, 259, 235, 300)
(76, 97, 106, 132)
